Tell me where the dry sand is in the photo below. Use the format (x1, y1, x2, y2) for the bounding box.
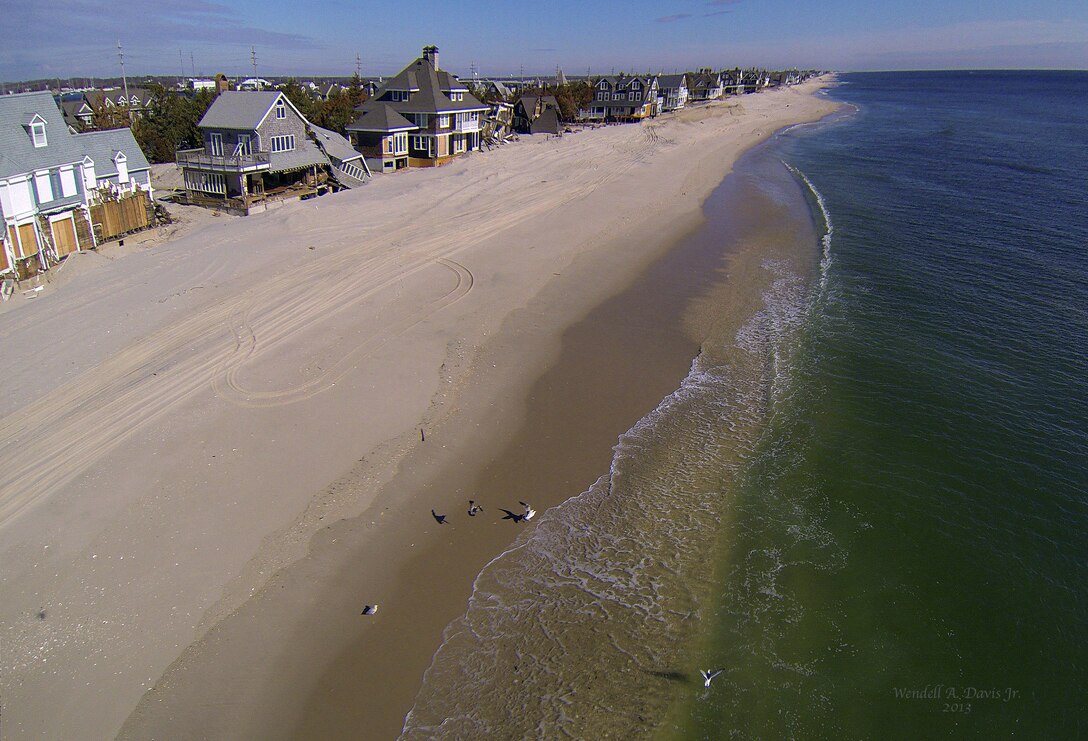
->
(0, 79, 838, 740)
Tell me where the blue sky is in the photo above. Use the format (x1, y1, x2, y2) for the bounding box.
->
(1, 0, 1085, 82)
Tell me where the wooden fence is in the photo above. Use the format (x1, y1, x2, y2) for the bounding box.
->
(89, 192, 151, 242)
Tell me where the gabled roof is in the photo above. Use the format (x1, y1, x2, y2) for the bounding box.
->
(74, 127, 151, 178)
(0, 91, 85, 180)
(346, 103, 418, 133)
(198, 91, 287, 131)
(658, 73, 688, 89)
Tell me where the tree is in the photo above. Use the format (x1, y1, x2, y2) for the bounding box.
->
(132, 85, 215, 163)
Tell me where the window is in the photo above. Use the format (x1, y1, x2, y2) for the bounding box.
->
(275, 99, 286, 119)
(209, 132, 223, 156)
(629, 91, 639, 101)
(31, 121, 47, 148)
(270, 135, 295, 152)
(438, 114, 450, 128)
(410, 135, 432, 156)
(115, 153, 129, 185)
(236, 134, 252, 156)
(393, 132, 408, 155)
(412, 113, 429, 128)
(451, 91, 463, 102)
(34, 170, 53, 203)
(613, 93, 621, 100)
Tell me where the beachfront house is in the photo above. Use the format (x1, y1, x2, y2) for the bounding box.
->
(176, 90, 369, 215)
(688, 70, 724, 102)
(581, 74, 660, 121)
(657, 74, 689, 112)
(346, 46, 488, 170)
(0, 91, 153, 279)
(512, 95, 561, 135)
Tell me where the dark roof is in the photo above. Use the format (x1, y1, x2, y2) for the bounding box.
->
(360, 52, 487, 120)
(346, 103, 418, 133)
(658, 74, 688, 89)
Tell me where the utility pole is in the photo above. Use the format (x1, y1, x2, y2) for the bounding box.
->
(355, 52, 362, 77)
(251, 46, 259, 88)
(179, 49, 185, 87)
(117, 40, 132, 123)
(190, 51, 196, 78)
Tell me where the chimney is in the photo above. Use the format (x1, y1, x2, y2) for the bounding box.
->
(422, 45, 439, 70)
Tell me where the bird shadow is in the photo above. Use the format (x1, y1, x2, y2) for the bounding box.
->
(644, 669, 691, 684)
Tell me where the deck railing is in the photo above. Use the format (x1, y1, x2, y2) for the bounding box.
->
(175, 148, 271, 171)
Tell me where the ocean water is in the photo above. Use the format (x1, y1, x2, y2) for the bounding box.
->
(402, 72, 1088, 739)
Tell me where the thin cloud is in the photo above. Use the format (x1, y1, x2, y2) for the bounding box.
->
(704, 10, 733, 16)
(707, 0, 742, 5)
(656, 13, 692, 23)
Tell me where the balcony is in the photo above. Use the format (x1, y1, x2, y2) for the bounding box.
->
(175, 148, 271, 172)
(454, 116, 482, 133)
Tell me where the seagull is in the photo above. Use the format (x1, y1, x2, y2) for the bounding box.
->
(519, 501, 536, 521)
(700, 669, 724, 687)
(431, 509, 447, 524)
(499, 508, 526, 523)
(361, 604, 378, 615)
(468, 500, 483, 517)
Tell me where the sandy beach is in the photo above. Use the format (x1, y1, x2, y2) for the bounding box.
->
(0, 79, 837, 740)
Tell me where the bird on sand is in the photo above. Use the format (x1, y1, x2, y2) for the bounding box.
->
(468, 500, 483, 516)
(432, 509, 447, 524)
(700, 669, 724, 687)
(361, 604, 378, 615)
(499, 508, 526, 523)
(520, 501, 536, 521)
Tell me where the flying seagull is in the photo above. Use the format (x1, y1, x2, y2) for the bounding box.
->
(468, 500, 483, 516)
(431, 509, 447, 524)
(499, 508, 526, 523)
(361, 604, 378, 615)
(520, 501, 536, 521)
(700, 669, 724, 687)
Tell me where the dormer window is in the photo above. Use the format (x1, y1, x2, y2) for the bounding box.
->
(31, 121, 47, 148)
(275, 99, 286, 119)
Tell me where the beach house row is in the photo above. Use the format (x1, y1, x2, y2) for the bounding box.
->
(0, 91, 153, 279)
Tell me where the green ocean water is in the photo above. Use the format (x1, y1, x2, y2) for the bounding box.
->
(676, 71, 1088, 739)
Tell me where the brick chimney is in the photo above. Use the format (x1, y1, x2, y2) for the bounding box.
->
(422, 45, 439, 70)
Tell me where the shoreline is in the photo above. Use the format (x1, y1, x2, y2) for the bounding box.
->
(0, 80, 839, 740)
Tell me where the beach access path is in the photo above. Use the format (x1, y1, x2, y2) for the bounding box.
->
(0, 78, 838, 740)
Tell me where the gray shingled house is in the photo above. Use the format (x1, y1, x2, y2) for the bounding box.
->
(0, 91, 152, 278)
(176, 90, 369, 214)
(657, 73, 689, 112)
(346, 46, 488, 171)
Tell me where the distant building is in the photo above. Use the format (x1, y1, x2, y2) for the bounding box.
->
(581, 74, 660, 121)
(657, 73, 689, 112)
(512, 95, 561, 135)
(688, 70, 724, 102)
(189, 78, 216, 91)
(238, 78, 271, 91)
